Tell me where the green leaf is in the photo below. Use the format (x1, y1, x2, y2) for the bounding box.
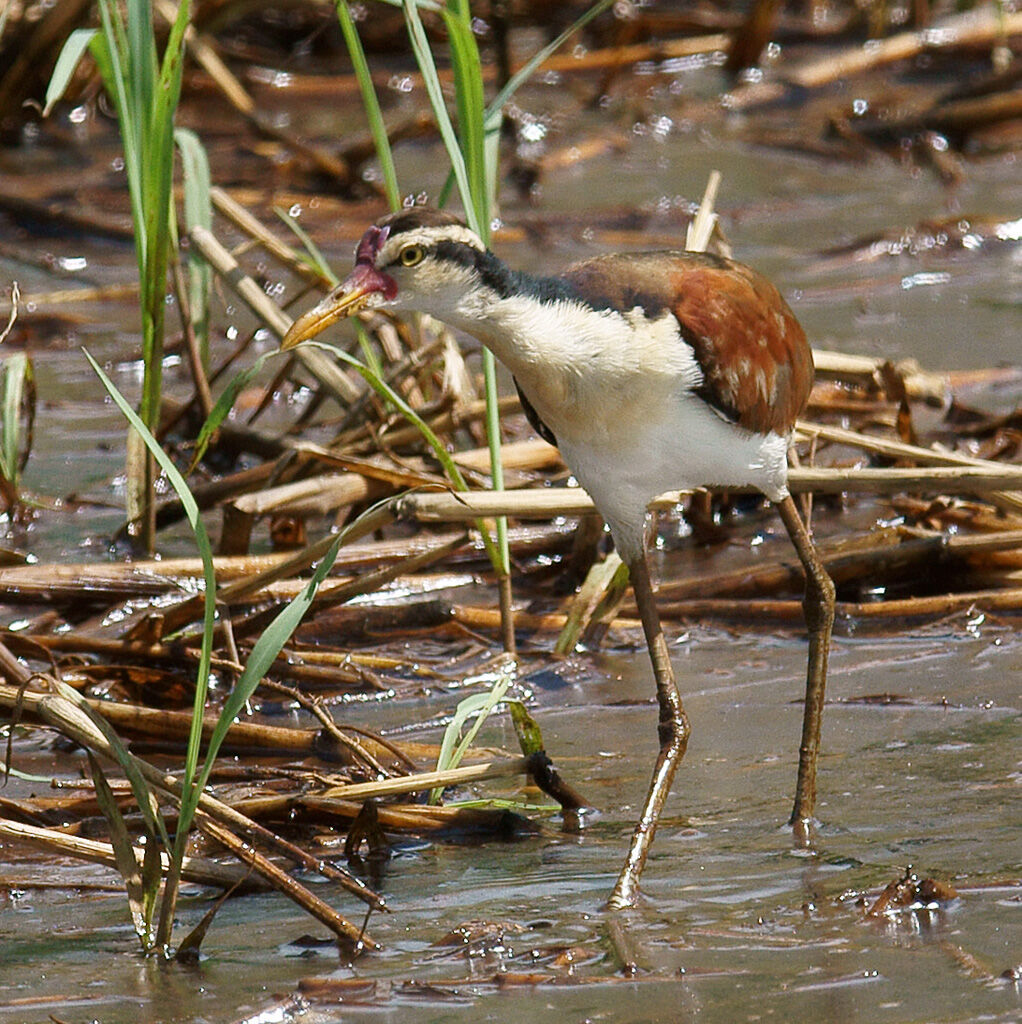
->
(0, 352, 33, 490)
(442, 1, 487, 237)
(402, 0, 481, 237)
(84, 350, 216, 841)
(430, 670, 512, 804)
(189, 349, 275, 472)
(88, 751, 156, 951)
(335, 0, 401, 211)
(275, 206, 337, 284)
(42, 28, 98, 116)
(175, 127, 213, 365)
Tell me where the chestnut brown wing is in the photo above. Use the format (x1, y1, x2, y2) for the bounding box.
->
(563, 252, 813, 436)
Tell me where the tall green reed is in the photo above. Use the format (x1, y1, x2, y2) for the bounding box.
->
(47, 0, 192, 553)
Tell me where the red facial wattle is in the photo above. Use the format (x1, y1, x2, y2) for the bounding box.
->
(341, 260, 398, 303)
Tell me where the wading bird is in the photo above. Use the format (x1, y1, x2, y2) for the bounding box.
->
(281, 208, 836, 908)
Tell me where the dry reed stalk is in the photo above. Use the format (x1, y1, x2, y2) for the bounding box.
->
(652, 528, 1022, 605)
(892, 496, 1022, 534)
(209, 186, 330, 286)
(189, 225, 361, 405)
(836, 588, 1022, 618)
(338, 395, 520, 451)
(809, 351, 949, 405)
(536, 33, 732, 73)
(235, 795, 540, 837)
(396, 465, 1022, 524)
(319, 757, 533, 801)
(0, 283, 140, 308)
(453, 437, 563, 474)
(656, 598, 803, 621)
(452, 604, 638, 634)
(798, 421, 1022, 515)
(0, 666, 381, 948)
(122, 503, 396, 640)
(0, 671, 452, 782)
(229, 472, 387, 519)
(786, 9, 1022, 90)
(0, 818, 263, 890)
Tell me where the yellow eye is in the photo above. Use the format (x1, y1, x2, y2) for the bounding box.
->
(399, 244, 425, 267)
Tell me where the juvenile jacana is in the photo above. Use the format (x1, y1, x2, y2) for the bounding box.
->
(281, 208, 836, 909)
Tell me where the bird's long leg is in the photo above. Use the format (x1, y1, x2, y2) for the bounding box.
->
(774, 494, 836, 839)
(609, 554, 691, 910)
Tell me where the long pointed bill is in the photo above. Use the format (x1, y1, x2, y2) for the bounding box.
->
(280, 261, 397, 351)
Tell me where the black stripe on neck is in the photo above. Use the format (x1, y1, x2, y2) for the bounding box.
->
(435, 242, 597, 310)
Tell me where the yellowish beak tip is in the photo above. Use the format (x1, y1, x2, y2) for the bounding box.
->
(279, 289, 373, 352)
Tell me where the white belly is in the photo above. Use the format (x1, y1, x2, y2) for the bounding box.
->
(557, 394, 791, 561)
(462, 299, 793, 559)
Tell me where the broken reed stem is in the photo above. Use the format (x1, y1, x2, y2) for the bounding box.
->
(0, 650, 381, 951)
(786, 8, 1022, 90)
(797, 420, 1022, 515)
(190, 808, 381, 954)
(189, 225, 361, 406)
(319, 756, 533, 801)
(452, 587, 1022, 631)
(396, 465, 1022, 522)
(254, 677, 396, 778)
(0, 817, 263, 891)
(0, 679, 444, 767)
(209, 186, 329, 287)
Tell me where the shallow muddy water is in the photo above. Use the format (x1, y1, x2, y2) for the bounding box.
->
(1, 623, 1019, 1022)
(0, 39, 1020, 1024)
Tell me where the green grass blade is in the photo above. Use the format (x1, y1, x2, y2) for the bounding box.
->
(175, 127, 213, 368)
(429, 672, 512, 803)
(84, 350, 216, 838)
(402, 0, 509, 589)
(189, 350, 275, 471)
(42, 28, 98, 116)
(126, 0, 157, 137)
(335, 0, 401, 211)
(484, 0, 614, 129)
(401, 0, 480, 236)
(442, 1, 488, 236)
(92, 4, 145, 279)
(0, 353, 29, 488)
(275, 206, 338, 284)
(138, 0, 190, 428)
(479, 347, 509, 575)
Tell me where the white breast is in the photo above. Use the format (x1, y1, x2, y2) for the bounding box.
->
(444, 289, 792, 559)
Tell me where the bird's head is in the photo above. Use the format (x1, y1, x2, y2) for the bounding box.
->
(280, 208, 487, 350)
